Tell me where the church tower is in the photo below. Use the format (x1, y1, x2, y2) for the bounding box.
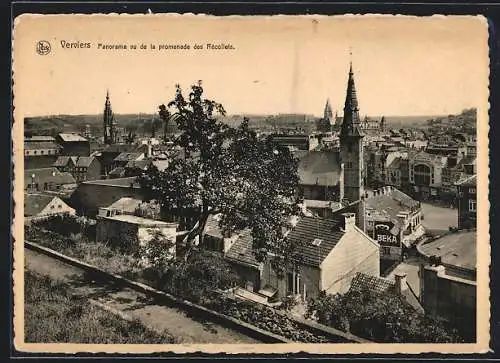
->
(317, 98, 334, 133)
(103, 90, 115, 145)
(340, 62, 364, 203)
(324, 98, 333, 125)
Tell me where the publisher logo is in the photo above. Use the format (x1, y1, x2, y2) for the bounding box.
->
(36, 40, 51, 55)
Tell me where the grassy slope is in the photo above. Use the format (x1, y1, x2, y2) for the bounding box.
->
(24, 270, 176, 344)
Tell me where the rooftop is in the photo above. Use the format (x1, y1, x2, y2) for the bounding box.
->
(419, 231, 476, 271)
(225, 230, 261, 268)
(24, 167, 76, 186)
(24, 193, 62, 216)
(109, 167, 126, 177)
(102, 213, 173, 226)
(125, 159, 152, 170)
(82, 176, 140, 188)
(75, 156, 96, 167)
(53, 156, 73, 167)
(365, 187, 420, 221)
(107, 197, 143, 213)
(297, 150, 341, 186)
(25, 136, 56, 142)
(24, 141, 61, 150)
(348, 272, 424, 313)
(58, 133, 88, 142)
(287, 216, 345, 267)
(114, 152, 144, 162)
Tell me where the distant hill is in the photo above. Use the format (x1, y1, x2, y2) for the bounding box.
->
(24, 112, 451, 137)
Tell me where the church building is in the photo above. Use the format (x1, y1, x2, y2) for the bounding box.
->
(299, 62, 365, 209)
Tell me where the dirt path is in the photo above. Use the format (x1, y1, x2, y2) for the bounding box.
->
(24, 248, 259, 344)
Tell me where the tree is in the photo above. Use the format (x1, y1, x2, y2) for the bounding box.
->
(138, 81, 301, 275)
(305, 287, 463, 343)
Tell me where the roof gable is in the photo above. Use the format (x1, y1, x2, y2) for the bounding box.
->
(287, 216, 345, 267)
(24, 193, 55, 216)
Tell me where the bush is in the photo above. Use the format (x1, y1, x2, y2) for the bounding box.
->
(32, 214, 96, 240)
(306, 288, 464, 343)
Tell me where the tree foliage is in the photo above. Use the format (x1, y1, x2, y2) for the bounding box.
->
(305, 288, 463, 343)
(138, 81, 301, 274)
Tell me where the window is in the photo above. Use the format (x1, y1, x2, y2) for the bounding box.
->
(469, 188, 476, 194)
(469, 200, 476, 212)
(382, 246, 391, 255)
(41, 150, 45, 154)
(287, 273, 294, 294)
(34, 150, 37, 154)
(414, 164, 431, 186)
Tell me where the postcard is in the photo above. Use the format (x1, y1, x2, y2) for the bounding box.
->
(12, 13, 490, 354)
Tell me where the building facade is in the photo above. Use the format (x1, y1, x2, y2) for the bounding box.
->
(456, 174, 477, 229)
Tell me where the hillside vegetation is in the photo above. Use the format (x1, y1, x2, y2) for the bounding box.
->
(24, 270, 176, 343)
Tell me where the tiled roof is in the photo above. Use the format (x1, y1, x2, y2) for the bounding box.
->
(349, 272, 394, 295)
(24, 168, 76, 187)
(287, 216, 344, 267)
(412, 151, 447, 166)
(24, 141, 61, 150)
(349, 272, 424, 313)
(297, 150, 341, 186)
(75, 156, 96, 167)
(114, 152, 144, 162)
(419, 231, 476, 271)
(366, 188, 419, 219)
(24, 193, 55, 216)
(58, 133, 88, 142)
(205, 214, 225, 239)
(225, 229, 261, 268)
(53, 156, 72, 167)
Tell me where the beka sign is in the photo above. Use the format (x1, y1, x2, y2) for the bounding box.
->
(374, 222, 400, 245)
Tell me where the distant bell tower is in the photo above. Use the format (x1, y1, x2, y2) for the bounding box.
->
(340, 62, 364, 203)
(324, 98, 333, 124)
(103, 90, 115, 145)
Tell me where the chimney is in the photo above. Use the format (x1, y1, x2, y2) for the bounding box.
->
(341, 212, 356, 232)
(394, 272, 408, 295)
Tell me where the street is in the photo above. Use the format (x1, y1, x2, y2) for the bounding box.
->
(420, 202, 458, 233)
(24, 248, 259, 344)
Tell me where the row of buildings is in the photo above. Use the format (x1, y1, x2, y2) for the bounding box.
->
(24, 62, 478, 340)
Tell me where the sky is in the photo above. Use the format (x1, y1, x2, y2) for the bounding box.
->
(14, 14, 489, 117)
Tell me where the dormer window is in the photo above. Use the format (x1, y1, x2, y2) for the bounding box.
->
(311, 238, 323, 246)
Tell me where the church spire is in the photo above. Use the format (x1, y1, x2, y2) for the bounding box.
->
(103, 90, 114, 145)
(341, 61, 363, 138)
(324, 98, 333, 123)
